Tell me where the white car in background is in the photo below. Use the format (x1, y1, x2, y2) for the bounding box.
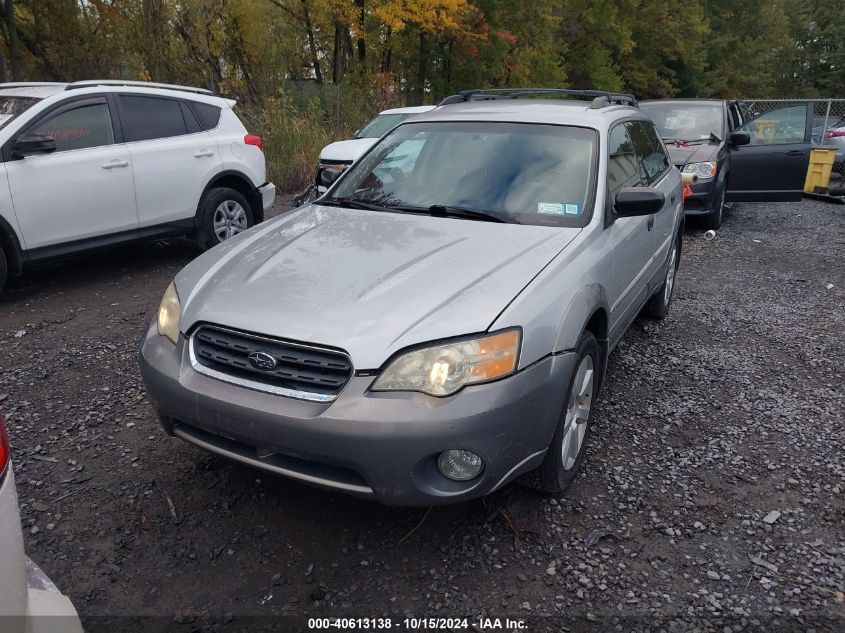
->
(0, 411, 83, 632)
(0, 80, 275, 294)
(315, 105, 435, 192)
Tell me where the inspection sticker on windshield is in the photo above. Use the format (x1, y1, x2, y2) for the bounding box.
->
(564, 203, 580, 215)
(538, 202, 565, 215)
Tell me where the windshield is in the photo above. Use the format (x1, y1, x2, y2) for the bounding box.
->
(0, 95, 42, 131)
(640, 102, 724, 142)
(329, 121, 597, 226)
(355, 113, 412, 139)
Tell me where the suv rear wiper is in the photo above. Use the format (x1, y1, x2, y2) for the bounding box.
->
(426, 204, 513, 224)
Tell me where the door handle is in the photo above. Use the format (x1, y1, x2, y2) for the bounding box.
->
(101, 160, 129, 169)
(193, 150, 214, 158)
(670, 193, 677, 203)
(647, 215, 655, 230)
(786, 150, 806, 156)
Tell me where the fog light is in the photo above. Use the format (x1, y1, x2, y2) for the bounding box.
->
(437, 450, 484, 481)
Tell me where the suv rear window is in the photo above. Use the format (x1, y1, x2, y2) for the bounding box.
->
(119, 95, 188, 142)
(191, 101, 222, 131)
(0, 96, 42, 131)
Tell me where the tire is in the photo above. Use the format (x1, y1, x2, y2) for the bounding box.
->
(642, 230, 681, 320)
(196, 187, 255, 251)
(0, 243, 6, 295)
(522, 331, 600, 494)
(700, 184, 725, 230)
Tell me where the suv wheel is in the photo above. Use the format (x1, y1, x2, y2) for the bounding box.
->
(701, 184, 726, 230)
(522, 331, 599, 494)
(642, 230, 681, 319)
(0, 244, 6, 294)
(196, 187, 254, 250)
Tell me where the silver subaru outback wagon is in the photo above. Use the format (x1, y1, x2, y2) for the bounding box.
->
(139, 89, 683, 506)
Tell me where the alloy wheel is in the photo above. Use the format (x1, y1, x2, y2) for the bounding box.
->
(664, 241, 678, 305)
(561, 355, 595, 471)
(213, 200, 248, 242)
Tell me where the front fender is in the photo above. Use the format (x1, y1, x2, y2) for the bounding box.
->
(553, 284, 609, 352)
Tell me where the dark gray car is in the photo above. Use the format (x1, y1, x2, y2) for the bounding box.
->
(641, 99, 813, 229)
(140, 89, 684, 505)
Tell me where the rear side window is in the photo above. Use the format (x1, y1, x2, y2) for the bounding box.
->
(119, 95, 187, 142)
(191, 101, 222, 131)
(31, 103, 115, 152)
(628, 121, 670, 183)
(180, 101, 201, 134)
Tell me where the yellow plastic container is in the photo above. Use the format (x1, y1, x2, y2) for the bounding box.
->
(804, 147, 836, 192)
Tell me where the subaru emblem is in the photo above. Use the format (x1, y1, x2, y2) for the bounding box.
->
(248, 351, 277, 371)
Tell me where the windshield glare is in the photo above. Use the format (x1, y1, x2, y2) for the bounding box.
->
(641, 103, 724, 141)
(0, 95, 42, 130)
(331, 121, 596, 226)
(356, 113, 411, 138)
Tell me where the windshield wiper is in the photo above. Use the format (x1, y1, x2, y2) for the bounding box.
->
(685, 132, 722, 145)
(322, 197, 401, 213)
(427, 204, 513, 223)
(322, 198, 514, 223)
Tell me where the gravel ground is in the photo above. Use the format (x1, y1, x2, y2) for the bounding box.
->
(0, 198, 843, 632)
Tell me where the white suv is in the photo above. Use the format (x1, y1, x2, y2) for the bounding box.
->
(0, 80, 275, 293)
(314, 105, 436, 194)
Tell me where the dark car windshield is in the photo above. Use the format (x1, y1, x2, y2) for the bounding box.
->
(355, 113, 412, 139)
(0, 95, 42, 130)
(329, 121, 597, 227)
(641, 102, 724, 142)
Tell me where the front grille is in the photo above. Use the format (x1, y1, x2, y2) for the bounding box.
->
(191, 325, 353, 400)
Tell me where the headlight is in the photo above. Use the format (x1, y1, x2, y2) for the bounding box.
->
(682, 162, 717, 180)
(157, 281, 181, 345)
(372, 329, 520, 397)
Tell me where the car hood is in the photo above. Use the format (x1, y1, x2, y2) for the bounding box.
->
(319, 138, 377, 163)
(663, 142, 719, 167)
(177, 205, 579, 369)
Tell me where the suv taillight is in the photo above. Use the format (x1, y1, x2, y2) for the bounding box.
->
(244, 134, 264, 151)
(0, 412, 9, 483)
(826, 129, 845, 139)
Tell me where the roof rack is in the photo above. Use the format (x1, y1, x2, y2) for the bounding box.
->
(65, 80, 214, 96)
(439, 88, 638, 109)
(0, 82, 67, 89)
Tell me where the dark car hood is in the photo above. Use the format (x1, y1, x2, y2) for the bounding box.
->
(176, 205, 579, 368)
(664, 142, 719, 167)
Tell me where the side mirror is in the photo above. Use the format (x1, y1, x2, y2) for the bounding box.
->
(14, 133, 57, 157)
(729, 131, 751, 146)
(614, 187, 665, 217)
(320, 167, 343, 188)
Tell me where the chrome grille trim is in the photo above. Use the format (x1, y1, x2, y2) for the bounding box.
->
(188, 326, 352, 403)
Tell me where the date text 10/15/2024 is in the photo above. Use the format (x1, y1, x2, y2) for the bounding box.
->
(308, 617, 529, 631)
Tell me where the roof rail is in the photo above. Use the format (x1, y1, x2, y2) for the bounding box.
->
(0, 82, 67, 89)
(439, 88, 638, 108)
(66, 80, 214, 96)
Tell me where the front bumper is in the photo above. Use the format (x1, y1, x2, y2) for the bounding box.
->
(139, 324, 575, 506)
(681, 179, 718, 216)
